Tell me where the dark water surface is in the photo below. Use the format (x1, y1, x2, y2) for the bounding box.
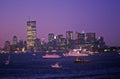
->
(0, 52, 120, 79)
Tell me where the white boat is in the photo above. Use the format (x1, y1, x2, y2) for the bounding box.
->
(63, 49, 89, 57)
(42, 54, 61, 58)
(51, 63, 62, 68)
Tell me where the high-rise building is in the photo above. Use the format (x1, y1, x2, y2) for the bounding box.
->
(56, 35, 66, 51)
(48, 33, 55, 42)
(86, 33, 96, 44)
(56, 35, 63, 43)
(75, 32, 85, 44)
(12, 36, 18, 45)
(26, 21, 37, 49)
(97, 36, 105, 49)
(34, 38, 42, 52)
(48, 33, 56, 51)
(66, 31, 74, 49)
(66, 31, 73, 45)
(12, 36, 18, 51)
(66, 31, 73, 40)
(4, 41, 11, 52)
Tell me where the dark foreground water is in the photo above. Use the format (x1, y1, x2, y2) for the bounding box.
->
(0, 52, 120, 79)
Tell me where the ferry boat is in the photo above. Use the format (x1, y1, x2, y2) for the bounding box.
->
(51, 63, 62, 68)
(63, 49, 89, 57)
(42, 54, 61, 58)
(74, 57, 89, 63)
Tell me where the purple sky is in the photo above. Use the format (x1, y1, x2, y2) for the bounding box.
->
(0, 0, 120, 47)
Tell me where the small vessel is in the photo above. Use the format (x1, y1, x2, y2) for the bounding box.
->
(33, 53, 36, 56)
(42, 54, 61, 58)
(63, 49, 89, 57)
(51, 63, 62, 68)
(74, 57, 89, 63)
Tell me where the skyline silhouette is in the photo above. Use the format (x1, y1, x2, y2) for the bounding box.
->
(0, 0, 120, 47)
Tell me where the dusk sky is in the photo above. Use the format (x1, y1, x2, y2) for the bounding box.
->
(0, 0, 120, 47)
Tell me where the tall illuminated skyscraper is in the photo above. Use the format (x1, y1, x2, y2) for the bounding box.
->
(26, 21, 37, 49)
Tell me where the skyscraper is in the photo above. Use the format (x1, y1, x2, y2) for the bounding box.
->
(66, 31, 73, 45)
(66, 31, 74, 49)
(97, 36, 105, 49)
(48, 33, 55, 42)
(4, 41, 11, 52)
(86, 33, 96, 44)
(26, 21, 37, 50)
(75, 32, 85, 44)
(48, 33, 56, 51)
(12, 36, 18, 51)
(12, 36, 18, 45)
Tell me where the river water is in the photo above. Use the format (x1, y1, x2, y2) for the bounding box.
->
(0, 52, 120, 79)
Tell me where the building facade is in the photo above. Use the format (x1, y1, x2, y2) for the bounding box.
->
(26, 21, 37, 50)
(4, 41, 11, 52)
(12, 36, 18, 45)
(12, 36, 18, 51)
(75, 32, 85, 44)
(85, 33, 96, 44)
(66, 31, 74, 49)
(48, 33, 55, 42)
(66, 31, 73, 45)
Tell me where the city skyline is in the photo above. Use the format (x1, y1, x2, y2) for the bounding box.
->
(0, 0, 120, 47)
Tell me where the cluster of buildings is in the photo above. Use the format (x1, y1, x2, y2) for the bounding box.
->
(0, 21, 106, 53)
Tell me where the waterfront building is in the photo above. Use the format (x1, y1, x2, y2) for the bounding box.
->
(41, 39, 47, 52)
(66, 31, 73, 44)
(34, 38, 42, 52)
(66, 31, 74, 49)
(98, 36, 105, 45)
(75, 32, 85, 44)
(26, 21, 37, 50)
(56, 35, 66, 51)
(56, 34, 64, 46)
(48, 33, 56, 51)
(17, 39, 27, 51)
(59, 38, 66, 51)
(12, 36, 18, 45)
(4, 41, 11, 52)
(48, 33, 55, 42)
(75, 32, 85, 49)
(12, 36, 18, 51)
(97, 36, 105, 51)
(85, 33, 96, 44)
